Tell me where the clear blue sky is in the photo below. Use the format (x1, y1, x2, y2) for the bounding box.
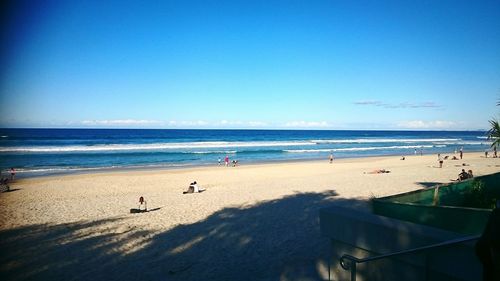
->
(1, 0, 499, 130)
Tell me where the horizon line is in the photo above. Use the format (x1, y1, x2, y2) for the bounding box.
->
(0, 127, 488, 132)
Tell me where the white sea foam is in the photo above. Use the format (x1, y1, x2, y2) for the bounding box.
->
(311, 138, 460, 144)
(13, 167, 104, 173)
(191, 150, 237, 154)
(438, 141, 489, 145)
(0, 138, 484, 153)
(284, 145, 444, 153)
(0, 141, 315, 153)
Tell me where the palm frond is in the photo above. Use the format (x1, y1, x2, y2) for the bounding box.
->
(488, 119, 500, 148)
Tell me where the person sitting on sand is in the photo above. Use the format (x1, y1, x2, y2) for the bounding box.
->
(451, 156, 459, 160)
(400, 156, 405, 160)
(183, 181, 205, 194)
(365, 169, 391, 174)
(468, 170, 474, 178)
(138, 196, 147, 211)
(458, 169, 469, 181)
(0, 176, 10, 192)
(183, 182, 195, 194)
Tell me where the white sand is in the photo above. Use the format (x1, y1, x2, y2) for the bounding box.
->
(0, 153, 499, 280)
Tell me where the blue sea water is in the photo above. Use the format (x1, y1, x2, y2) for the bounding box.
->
(0, 128, 492, 177)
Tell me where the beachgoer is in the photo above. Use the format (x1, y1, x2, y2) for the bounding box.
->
(438, 154, 443, 168)
(225, 156, 229, 167)
(468, 170, 474, 178)
(414, 149, 417, 155)
(365, 169, 390, 174)
(420, 148, 423, 156)
(194, 181, 205, 192)
(192, 181, 199, 193)
(494, 146, 498, 158)
(10, 168, 15, 181)
(485, 150, 489, 158)
(218, 158, 221, 166)
(452, 156, 458, 160)
(458, 169, 469, 181)
(184, 181, 205, 194)
(400, 156, 405, 160)
(460, 147, 463, 159)
(329, 153, 334, 163)
(475, 200, 500, 281)
(184, 181, 196, 194)
(138, 196, 147, 211)
(191, 181, 205, 193)
(0, 171, 10, 192)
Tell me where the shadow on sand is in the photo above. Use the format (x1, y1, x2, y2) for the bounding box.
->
(0, 190, 370, 281)
(415, 182, 444, 189)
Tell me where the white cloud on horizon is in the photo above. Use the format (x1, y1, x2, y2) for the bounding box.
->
(8, 119, 481, 130)
(397, 120, 461, 129)
(167, 120, 209, 127)
(353, 100, 382, 105)
(284, 121, 330, 128)
(353, 100, 441, 109)
(81, 119, 162, 126)
(78, 119, 270, 128)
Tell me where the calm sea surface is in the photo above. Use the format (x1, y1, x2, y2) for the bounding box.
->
(0, 129, 491, 177)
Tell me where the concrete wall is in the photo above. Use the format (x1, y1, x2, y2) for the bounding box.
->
(320, 206, 482, 281)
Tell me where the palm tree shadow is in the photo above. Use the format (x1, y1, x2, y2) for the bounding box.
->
(0, 190, 370, 281)
(415, 182, 444, 189)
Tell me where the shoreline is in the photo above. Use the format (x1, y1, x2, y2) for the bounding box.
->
(10, 149, 487, 181)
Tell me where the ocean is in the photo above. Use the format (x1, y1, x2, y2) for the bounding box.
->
(0, 128, 492, 178)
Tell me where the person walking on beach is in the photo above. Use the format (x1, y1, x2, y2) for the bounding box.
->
(224, 155, 229, 167)
(485, 149, 489, 158)
(218, 157, 221, 166)
(494, 146, 497, 158)
(460, 147, 463, 159)
(329, 153, 334, 164)
(10, 168, 15, 181)
(438, 154, 443, 168)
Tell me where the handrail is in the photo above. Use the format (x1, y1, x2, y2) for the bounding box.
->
(339, 235, 480, 281)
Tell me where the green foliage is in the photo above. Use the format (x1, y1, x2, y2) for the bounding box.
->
(488, 119, 500, 149)
(488, 100, 500, 148)
(462, 180, 496, 209)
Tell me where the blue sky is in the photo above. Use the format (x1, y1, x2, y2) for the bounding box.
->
(1, 0, 499, 130)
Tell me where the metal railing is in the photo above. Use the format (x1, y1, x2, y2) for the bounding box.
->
(338, 235, 480, 281)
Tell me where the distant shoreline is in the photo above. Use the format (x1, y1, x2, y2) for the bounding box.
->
(12, 149, 486, 181)
(1, 128, 491, 180)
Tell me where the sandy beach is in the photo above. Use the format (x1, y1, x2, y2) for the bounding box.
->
(1, 152, 499, 280)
